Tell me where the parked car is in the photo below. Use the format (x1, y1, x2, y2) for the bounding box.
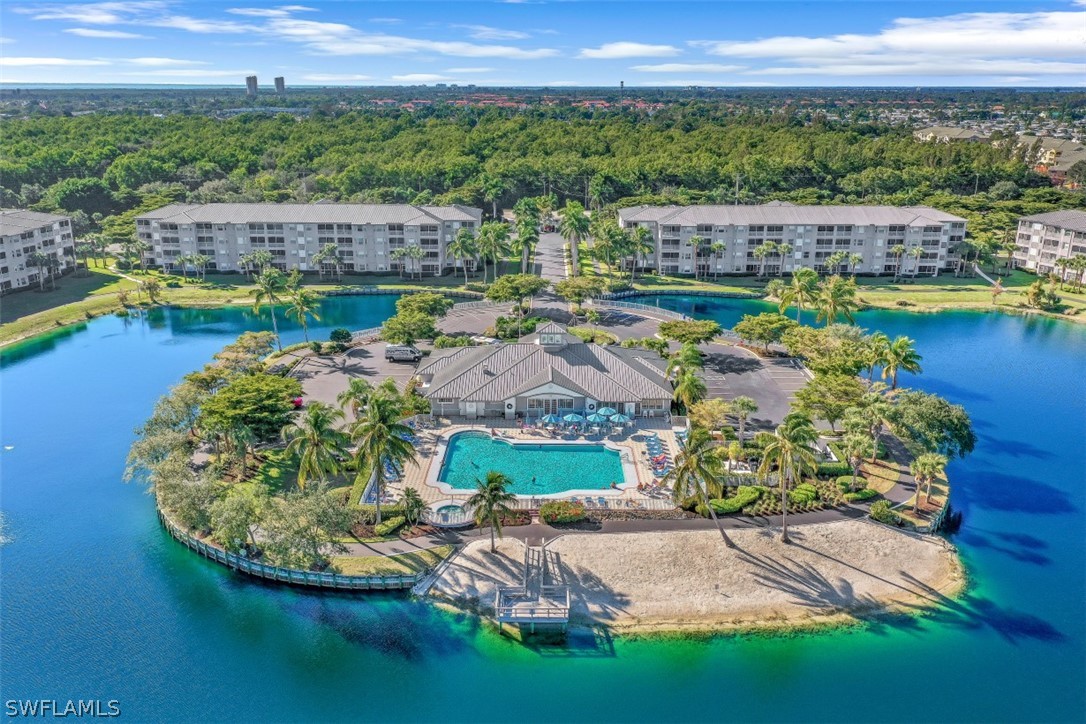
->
(385, 344, 422, 363)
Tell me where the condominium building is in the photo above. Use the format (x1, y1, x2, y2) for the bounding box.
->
(274, 76, 285, 93)
(0, 209, 75, 294)
(1013, 210, 1086, 275)
(913, 126, 989, 143)
(135, 203, 483, 276)
(245, 75, 258, 95)
(617, 202, 967, 277)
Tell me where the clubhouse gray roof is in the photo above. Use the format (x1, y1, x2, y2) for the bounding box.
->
(1019, 210, 1086, 234)
(418, 326, 672, 403)
(0, 209, 70, 237)
(617, 203, 965, 228)
(136, 203, 481, 226)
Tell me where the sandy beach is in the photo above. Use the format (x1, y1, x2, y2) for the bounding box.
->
(428, 520, 966, 634)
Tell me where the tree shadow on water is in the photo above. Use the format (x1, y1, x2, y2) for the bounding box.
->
(952, 528, 1052, 566)
(951, 470, 1076, 515)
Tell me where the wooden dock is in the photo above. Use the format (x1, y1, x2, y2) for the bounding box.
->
(495, 542, 571, 632)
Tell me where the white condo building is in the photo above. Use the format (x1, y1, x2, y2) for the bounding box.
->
(1013, 210, 1086, 275)
(135, 203, 483, 276)
(0, 209, 75, 294)
(617, 202, 967, 277)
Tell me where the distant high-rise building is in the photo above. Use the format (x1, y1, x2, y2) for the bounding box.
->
(245, 75, 258, 95)
(274, 76, 285, 93)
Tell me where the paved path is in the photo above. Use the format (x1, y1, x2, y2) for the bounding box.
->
(534, 231, 567, 281)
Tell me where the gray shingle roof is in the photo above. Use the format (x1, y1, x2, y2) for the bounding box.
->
(136, 202, 480, 225)
(618, 203, 965, 227)
(0, 209, 70, 237)
(1019, 210, 1086, 234)
(420, 327, 673, 404)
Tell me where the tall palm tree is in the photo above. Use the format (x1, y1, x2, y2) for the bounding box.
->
(710, 241, 726, 279)
(848, 253, 863, 277)
(778, 267, 819, 324)
(814, 274, 859, 324)
(337, 378, 374, 420)
(75, 241, 95, 275)
(880, 335, 923, 389)
(252, 268, 288, 351)
(841, 433, 874, 491)
(281, 402, 348, 491)
(559, 200, 590, 277)
(666, 342, 704, 379)
(757, 411, 818, 543)
(865, 332, 890, 381)
(448, 228, 478, 286)
(285, 286, 321, 343)
(467, 471, 517, 553)
(664, 427, 734, 547)
(141, 278, 161, 303)
(350, 390, 417, 525)
(512, 219, 539, 275)
(405, 245, 425, 280)
(775, 242, 793, 277)
(673, 370, 706, 411)
(389, 247, 409, 279)
(688, 235, 706, 280)
(907, 246, 924, 278)
(629, 226, 654, 281)
(889, 244, 906, 283)
(26, 252, 51, 291)
(753, 242, 776, 279)
(912, 452, 949, 508)
(730, 395, 759, 447)
(476, 221, 511, 283)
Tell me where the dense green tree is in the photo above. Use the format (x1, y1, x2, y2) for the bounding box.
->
(794, 373, 866, 432)
(658, 319, 722, 345)
(380, 310, 436, 345)
(200, 373, 302, 442)
(733, 312, 798, 353)
(281, 402, 349, 490)
(890, 390, 976, 459)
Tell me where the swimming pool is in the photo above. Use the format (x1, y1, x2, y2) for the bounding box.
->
(436, 431, 628, 496)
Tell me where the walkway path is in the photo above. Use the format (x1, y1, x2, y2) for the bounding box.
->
(534, 232, 568, 281)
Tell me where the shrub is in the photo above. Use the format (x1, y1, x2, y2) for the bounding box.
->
(869, 500, 899, 525)
(844, 488, 879, 502)
(816, 461, 852, 478)
(356, 505, 406, 524)
(836, 475, 868, 491)
(788, 482, 819, 506)
(374, 516, 406, 537)
(434, 334, 474, 348)
(540, 500, 586, 524)
(709, 485, 764, 514)
(329, 328, 353, 344)
(165, 280, 182, 288)
(309, 341, 322, 354)
(465, 282, 489, 293)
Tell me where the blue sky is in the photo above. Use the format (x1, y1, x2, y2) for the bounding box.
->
(1, 0, 1083, 87)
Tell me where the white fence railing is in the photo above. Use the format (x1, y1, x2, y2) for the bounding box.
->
(350, 326, 383, 341)
(451, 299, 505, 311)
(587, 298, 691, 321)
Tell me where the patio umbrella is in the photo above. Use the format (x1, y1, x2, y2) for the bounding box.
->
(609, 413, 632, 424)
(562, 413, 585, 423)
(541, 414, 562, 424)
(586, 413, 609, 424)
(597, 407, 618, 417)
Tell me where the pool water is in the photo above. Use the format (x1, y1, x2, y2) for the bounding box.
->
(438, 432, 625, 495)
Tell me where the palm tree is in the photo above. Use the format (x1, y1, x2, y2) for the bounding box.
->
(252, 268, 287, 351)
(313, 244, 343, 282)
(75, 241, 95, 275)
(401, 487, 428, 527)
(865, 332, 890, 381)
(688, 235, 706, 280)
(907, 455, 951, 512)
(629, 226, 654, 281)
(26, 252, 51, 291)
(350, 390, 417, 525)
(889, 244, 906, 283)
(476, 221, 511, 283)
(285, 286, 321, 343)
(512, 218, 539, 275)
(405, 245, 425, 280)
(753, 242, 775, 279)
(673, 370, 706, 411)
(775, 242, 793, 277)
(730, 395, 758, 447)
(907, 246, 924, 278)
(467, 471, 517, 553)
(191, 253, 211, 281)
(281, 402, 348, 491)
(141, 278, 162, 303)
(778, 267, 819, 324)
(448, 228, 478, 286)
(815, 274, 859, 324)
(848, 253, 863, 277)
(665, 427, 734, 547)
(710, 241, 726, 279)
(880, 335, 922, 389)
(389, 247, 408, 279)
(841, 433, 874, 491)
(666, 342, 705, 379)
(757, 412, 818, 543)
(337, 378, 374, 420)
(559, 200, 590, 277)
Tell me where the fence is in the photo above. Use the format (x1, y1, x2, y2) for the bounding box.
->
(450, 299, 506, 311)
(158, 509, 422, 591)
(350, 326, 383, 341)
(599, 289, 764, 301)
(324, 287, 484, 300)
(587, 298, 691, 321)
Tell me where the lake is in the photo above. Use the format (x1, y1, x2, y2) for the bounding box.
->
(1, 294, 1083, 722)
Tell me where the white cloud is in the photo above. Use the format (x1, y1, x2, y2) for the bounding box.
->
(22, 1, 167, 24)
(453, 24, 529, 41)
(227, 6, 316, 18)
(119, 68, 257, 77)
(0, 56, 111, 66)
(578, 42, 680, 59)
(391, 73, 453, 83)
(301, 73, 372, 82)
(126, 57, 209, 66)
(368, 17, 401, 25)
(64, 28, 147, 38)
(694, 7, 1086, 81)
(444, 67, 494, 73)
(631, 63, 745, 73)
(150, 15, 255, 33)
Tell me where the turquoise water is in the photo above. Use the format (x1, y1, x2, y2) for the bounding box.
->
(1, 295, 1084, 722)
(438, 431, 625, 495)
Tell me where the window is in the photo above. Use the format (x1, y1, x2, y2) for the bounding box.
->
(336, 224, 352, 232)
(317, 224, 334, 232)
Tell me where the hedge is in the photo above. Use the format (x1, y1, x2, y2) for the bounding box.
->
(837, 475, 868, 492)
(709, 485, 764, 514)
(357, 504, 406, 523)
(375, 516, 406, 537)
(816, 461, 852, 478)
(869, 500, 899, 525)
(788, 482, 819, 506)
(844, 488, 880, 502)
(540, 500, 586, 524)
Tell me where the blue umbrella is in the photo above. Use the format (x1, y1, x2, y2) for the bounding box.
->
(586, 413, 609, 423)
(610, 413, 632, 424)
(541, 414, 562, 424)
(562, 413, 585, 423)
(597, 407, 618, 417)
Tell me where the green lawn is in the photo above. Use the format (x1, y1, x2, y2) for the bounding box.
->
(632, 274, 764, 295)
(331, 544, 454, 576)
